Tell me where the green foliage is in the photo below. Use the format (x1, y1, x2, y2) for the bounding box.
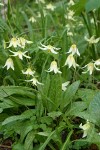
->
(0, 0, 100, 149)
(85, 0, 100, 12)
(61, 80, 80, 110)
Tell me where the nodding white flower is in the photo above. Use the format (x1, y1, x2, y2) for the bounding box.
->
(82, 62, 94, 75)
(64, 54, 79, 69)
(85, 36, 100, 44)
(65, 24, 71, 31)
(62, 81, 70, 91)
(9, 50, 31, 60)
(39, 43, 60, 54)
(94, 59, 100, 71)
(18, 37, 33, 49)
(46, 3, 56, 11)
(79, 120, 91, 138)
(37, 10, 47, 18)
(65, 10, 75, 21)
(68, 0, 75, 6)
(47, 61, 62, 74)
(29, 16, 36, 23)
(22, 68, 35, 76)
(0, 3, 4, 6)
(67, 44, 80, 56)
(7, 37, 20, 48)
(35, 0, 45, 4)
(67, 31, 73, 36)
(3, 58, 14, 70)
(26, 77, 43, 86)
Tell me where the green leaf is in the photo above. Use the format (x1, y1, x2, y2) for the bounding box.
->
(85, 0, 100, 12)
(37, 132, 50, 137)
(66, 102, 87, 116)
(77, 89, 97, 105)
(0, 86, 36, 99)
(9, 96, 35, 106)
(0, 108, 3, 113)
(47, 74, 62, 111)
(24, 130, 35, 150)
(2, 109, 35, 125)
(20, 121, 35, 142)
(39, 130, 56, 150)
(89, 92, 100, 125)
(12, 142, 24, 150)
(61, 81, 80, 110)
(71, 0, 87, 15)
(47, 111, 62, 119)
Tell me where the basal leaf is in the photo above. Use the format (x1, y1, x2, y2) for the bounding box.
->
(2, 109, 35, 125)
(24, 130, 35, 150)
(61, 81, 80, 110)
(85, 0, 100, 12)
(89, 92, 100, 125)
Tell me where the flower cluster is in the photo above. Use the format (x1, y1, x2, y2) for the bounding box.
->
(3, 37, 33, 71)
(64, 44, 80, 69)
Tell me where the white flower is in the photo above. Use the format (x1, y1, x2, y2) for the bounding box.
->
(0, 3, 4, 6)
(35, 0, 45, 4)
(62, 81, 70, 91)
(67, 31, 73, 36)
(39, 43, 60, 54)
(65, 10, 75, 21)
(47, 61, 62, 74)
(29, 16, 36, 23)
(9, 50, 31, 60)
(85, 36, 100, 44)
(82, 62, 94, 75)
(3, 58, 14, 70)
(65, 24, 71, 31)
(90, 18, 94, 24)
(46, 3, 56, 11)
(94, 59, 100, 71)
(18, 37, 33, 49)
(67, 44, 80, 56)
(68, 0, 75, 6)
(7, 37, 20, 48)
(64, 54, 79, 69)
(26, 77, 43, 86)
(22, 68, 35, 76)
(79, 120, 91, 138)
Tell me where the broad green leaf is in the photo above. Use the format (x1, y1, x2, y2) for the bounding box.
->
(9, 96, 35, 106)
(0, 86, 36, 99)
(71, 0, 87, 15)
(0, 108, 3, 113)
(20, 121, 35, 142)
(61, 81, 80, 110)
(89, 92, 100, 125)
(77, 89, 97, 105)
(66, 102, 87, 116)
(47, 111, 62, 119)
(85, 0, 100, 12)
(2, 109, 35, 125)
(48, 74, 62, 111)
(40, 116, 52, 125)
(24, 130, 35, 150)
(0, 98, 18, 109)
(12, 142, 24, 150)
(37, 132, 51, 137)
